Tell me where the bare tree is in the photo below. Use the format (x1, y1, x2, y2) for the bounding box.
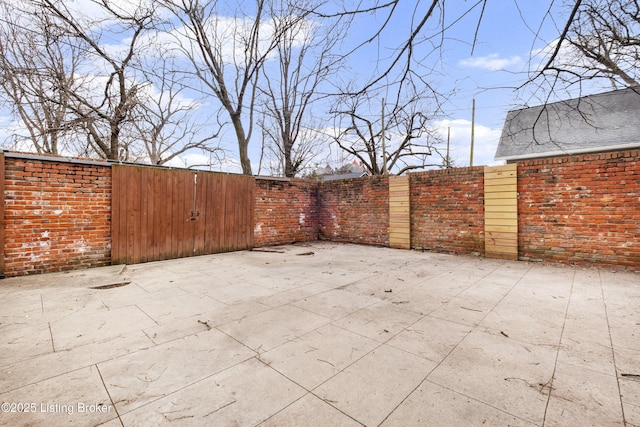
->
(6, 0, 618, 169)
(0, 1, 84, 154)
(309, 1, 460, 97)
(506, 0, 640, 145)
(258, 0, 346, 177)
(310, 2, 592, 98)
(543, 0, 640, 89)
(258, 115, 328, 176)
(161, 0, 296, 175)
(330, 88, 444, 175)
(32, 0, 158, 160)
(131, 55, 224, 166)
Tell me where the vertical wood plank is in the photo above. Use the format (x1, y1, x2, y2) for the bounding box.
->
(231, 175, 238, 251)
(484, 164, 518, 260)
(223, 175, 233, 251)
(161, 168, 173, 260)
(200, 173, 212, 254)
(125, 167, 134, 264)
(131, 167, 143, 264)
(127, 166, 141, 264)
(110, 165, 120, 263)
(111, 165, 129, 265)
(178, 171, 193, 258)
(389, 175, 411, 249)
(178, 171, 188, 258)
(138, 168, 153, 263)
(193, 172, 206, 256)
(245, 176, 255, 249)
(230, 175, 239, 251)
(213, 173, 225, 253)
(119, 166, 129, 264)
(143, 168, 155, 262)
(170, 170, 182, 259)
(111, 165, 254, 265)
(181, 170, 194, 258)
(118, 166, 129, 263)
(183, 171, 195, 258)
(239, 177, 246, 250)
(152, 167, 163, 261)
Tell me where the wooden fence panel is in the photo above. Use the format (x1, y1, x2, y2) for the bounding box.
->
(239, 176, 255, 250)
(173, 171, 191, 259)
(203, 173, 222, 254)
(129, 166, 142, 263)
(111, 165, 126, 263)
(389, 175, 411, 249)
(112, 165, 254, 265)
(159, 168, 174, 260)
(193, 172, 207, 256)
(484, 164, 518, 260)
(138, 167, 151, 263)
(224, 176, 236, 251)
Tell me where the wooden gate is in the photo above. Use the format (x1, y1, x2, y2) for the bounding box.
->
(484, 164, 518, 260)
(111, 165, 254, 265)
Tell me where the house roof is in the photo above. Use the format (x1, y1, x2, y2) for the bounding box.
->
(320, 171, 368, 181)
(495, 87, 640, 162)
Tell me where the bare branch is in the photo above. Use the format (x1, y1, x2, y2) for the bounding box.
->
(328, 85, 443, 175)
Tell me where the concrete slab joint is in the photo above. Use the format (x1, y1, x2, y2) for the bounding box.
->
(0, 243, 637, 426)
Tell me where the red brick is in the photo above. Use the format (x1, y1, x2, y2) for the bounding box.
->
(3, 149, 639, 277)
(410, 167, 485, 255)
(518, 149, 640, 270)
(3, 158, 111, 277)
(254, 178, 319, 246)
(318, 176, 389, 246)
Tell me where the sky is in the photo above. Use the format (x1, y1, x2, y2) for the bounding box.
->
(250, 0, 577, 172)
(391, 0, 569, 168)
(0, 0, 593, 174)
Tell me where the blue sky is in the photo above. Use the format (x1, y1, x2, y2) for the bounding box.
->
(0, 1, 591, 173)
(163, 1, 577, 172)
(389, 0, 569, 168)
(248, 0, 577, 172)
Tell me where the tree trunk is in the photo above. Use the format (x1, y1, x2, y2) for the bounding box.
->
(283, 135, 294, 177)
(231, 114, 252, 175)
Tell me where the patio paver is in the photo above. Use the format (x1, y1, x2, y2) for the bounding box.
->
(0, 242, 638, 426)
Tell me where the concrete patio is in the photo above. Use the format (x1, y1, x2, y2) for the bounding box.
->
(0, 242, 638, 426)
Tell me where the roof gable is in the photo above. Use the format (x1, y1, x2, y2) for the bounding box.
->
(320, 171, 368, 181)
(495, 87, 640, 161)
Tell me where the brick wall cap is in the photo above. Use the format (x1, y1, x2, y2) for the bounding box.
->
(2, 150, 111, 168)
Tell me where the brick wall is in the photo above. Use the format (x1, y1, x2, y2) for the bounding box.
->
(518, 150, 640, 269)
(254, 178, 319, 246)
(318, 176, 389, 246)
(3, 157, 111, 276)
(2, 150, 639, 277)
(410, 167, 485, 255)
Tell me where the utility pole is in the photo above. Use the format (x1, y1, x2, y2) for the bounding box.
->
(470, 98, 475, 167)
(381, 98, 388, 175)
(446, 126, 451, 168)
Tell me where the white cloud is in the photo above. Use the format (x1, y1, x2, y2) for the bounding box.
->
(459, 54, 523, 71)
(164, 152, 242, 174)
(161, 10, 315, 68)
(520, 38, 623, 103)
(69, 0, 159, 27)
(434, 119, 502, 167)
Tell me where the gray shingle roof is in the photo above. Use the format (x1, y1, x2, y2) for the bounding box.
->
(495, 87, 640, 162)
